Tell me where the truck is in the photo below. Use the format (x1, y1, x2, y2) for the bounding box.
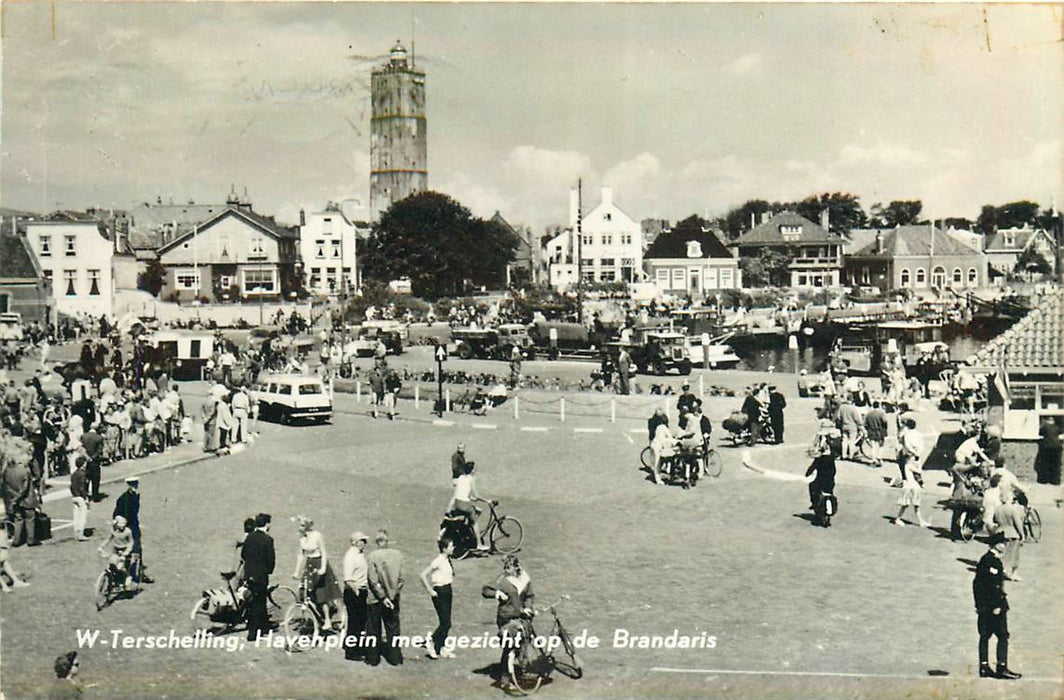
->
(451, 324, 535, 360)
(607, 326, 693, 376)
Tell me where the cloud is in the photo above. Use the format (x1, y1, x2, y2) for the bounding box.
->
(503, 146, 593, 184)
(722, 52, 763, 76)
(837, 143, 931, 168)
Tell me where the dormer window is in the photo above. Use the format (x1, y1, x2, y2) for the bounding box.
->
(1004, 233, 1015, 247)
(780, 224, 803, 241)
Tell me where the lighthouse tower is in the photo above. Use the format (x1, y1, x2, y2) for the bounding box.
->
(369, 41, 427, 221)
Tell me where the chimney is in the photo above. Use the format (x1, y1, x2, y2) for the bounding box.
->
(299, 208, 306, 227)
(820, 208, 830, 232)
(760, 211, 770, 226)
(569, 188, 579, 228)
(600, 187, 613, 208)
(875, 231, 884, 254)
(750, 212, 755, 230)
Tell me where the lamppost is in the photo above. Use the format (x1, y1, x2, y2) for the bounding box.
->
(252, 286, 265, 327)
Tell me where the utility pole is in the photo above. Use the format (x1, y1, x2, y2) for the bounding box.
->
(576, 179, 583, 325)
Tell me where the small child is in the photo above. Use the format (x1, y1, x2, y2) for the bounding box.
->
(97, 516, 135, 589)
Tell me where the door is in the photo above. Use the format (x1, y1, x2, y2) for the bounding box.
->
(689, 268, 701, 293)
(931, 266, 946, 288)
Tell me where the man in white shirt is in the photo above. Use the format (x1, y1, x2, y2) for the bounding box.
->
(342, 531, 370, 661)
(230, 388, 250, 444)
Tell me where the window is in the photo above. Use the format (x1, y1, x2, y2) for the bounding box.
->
(672, 268, 686, 288)
(175, 269, 201, 290)
(952, 268, 963, 285)
(621, 233, 632, 246)
(600, 269, 616, 281)
(64, 235, 77, 256)
(719, 269, 734, 287)
(580, 258, 594, 269)
(298, 383, 323, 395)
(581, 234, 594, 247)
(331, 242, 341, 259)
(88, 269, 101, 296)
(278, 384, 293, 395)
(915, 268, 926, 286)
(968, 268, 978, 285)
(861, 266, 870, 284)
(780, 225, 803, 241)
(38, 235, 52, 257)
(64, 269, 77, 296)
(189, 339, 202, 358)
(600, 258, 616, 270)
(900, 268, 910, 287)
(604, 213, 612, 221)
(315, 240, 326, 259)
(243, 267, 276, 293)
(323, 217, 333, 234)
(656, 269, 670, 287)
(218, 236, 231, 258)
(219, 275, 233, 288)
(266, 383, 278, 394)
(602, 234, 613, 246)
(249, 236, 266, 259)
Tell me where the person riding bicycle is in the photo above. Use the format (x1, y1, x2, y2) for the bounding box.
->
(804, 440, 837, 512)
(486, 555, 535, 685)
(97, 516, 135, 590)
(673, 408, 702, 484)
(448, 461, 489, 551)
(650, 419, 678, 486)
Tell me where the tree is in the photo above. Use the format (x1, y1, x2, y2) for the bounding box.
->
(976, 205, 998, 235)
(883, 200, 923, 227)
(792, 193, 867, 235)
(722, 200, 773, 240)
(1015, 247, 1052, 275)
(740, 248, 792, 287)
(360, 191, 517, 299)
(137, 258, 165, 296)
(996, 201, 1041, 230)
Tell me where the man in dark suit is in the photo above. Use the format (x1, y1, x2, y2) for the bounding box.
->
(768, 386, 786, 444)
(242, 513, 276, 641)
(741, 389, 762, 447)
(113, 477, 153, 582)
(973, 536, 1021, 679)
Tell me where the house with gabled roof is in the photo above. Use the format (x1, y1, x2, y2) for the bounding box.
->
(984, 224, 1057, 275)
(0, 220, 52, 323)
(643, 218, 740, 296)
(156, 196, 299, 302)
(730, 211, 845, 287)
(843, 224, 987, 292)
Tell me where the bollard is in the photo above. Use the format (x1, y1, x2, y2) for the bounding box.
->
(356, 380, 362, 404)
(610, 398, 616, 423)
(414, 383, 420, 410)
(560, 397, 565, 422)
(789, 335, 800, 374)
(698, 373, 704, 398)
(446, 388, 451, 413)
(701, 332, 711, 369)
(514, 396, 520, 420)
(330, 378, 335, 400)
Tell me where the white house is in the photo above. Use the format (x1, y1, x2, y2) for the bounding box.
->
(298, 204, 365, 296)
(546, 187, 642, 291)
(643, 222, 741, 295)
(24, 221, 118, 318)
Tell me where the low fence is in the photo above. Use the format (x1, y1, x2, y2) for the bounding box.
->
(118, 298, 313, 327)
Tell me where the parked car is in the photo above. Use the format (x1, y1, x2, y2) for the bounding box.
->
(451, 324, 534, 360)
(251, 374, 332, 424)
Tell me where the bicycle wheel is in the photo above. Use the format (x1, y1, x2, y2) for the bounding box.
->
(858, 437, 874, 462)
(508, 645, 546, 695)
(282, 604, 319, 652)
(955, 509, 977, 542)
(639, 446, 654, 470)
(491, 517, 524, 554)
(553, 624, 584, 679)
(704, 449, 723, 478)
(267, 585, 299, 618)
(94, 571, 112, 611)
(190, 596, 222, 634)
(1024, 507, 1042, 543)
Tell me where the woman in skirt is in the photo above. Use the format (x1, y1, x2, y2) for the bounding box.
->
(293, 515, 343, 630)
(893, 459, 931, 527)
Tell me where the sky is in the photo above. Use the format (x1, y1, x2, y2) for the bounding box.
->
(2, 2, 1062, 232)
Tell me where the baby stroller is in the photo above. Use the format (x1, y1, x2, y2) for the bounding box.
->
(722, 411, 775, 446)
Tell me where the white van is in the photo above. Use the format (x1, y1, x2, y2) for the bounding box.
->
(252, 374, 332, 424)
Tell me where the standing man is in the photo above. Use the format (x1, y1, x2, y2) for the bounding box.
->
(741, 388, 762, 447)
(80, 423, 104, 502)
(112, 477, 153, 583)
(451, 444, 468, 484)
(3, 455, 38, 547)
(69, 456, 90, 542)
(863, 401, 888, 468)
(837, 398, 862, 461)
(241, 513, 275, 642)
(230, 387, 250, 444)
(365, 530, 404, 666)
(676, 382, 697, 415)
(342, 531, 370, 661)
(508, 345, 522, 388)
(973, 536, 1021, 679)
(219, 346, 236, 386)
(767, 385, 786, 445)
(617, 347, 632, 396)
(369, 367, 385, 420)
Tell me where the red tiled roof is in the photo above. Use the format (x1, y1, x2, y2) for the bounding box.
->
(972, 290, 1064, 372)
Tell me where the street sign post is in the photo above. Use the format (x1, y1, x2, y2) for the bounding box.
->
(434, 344, 447, 416)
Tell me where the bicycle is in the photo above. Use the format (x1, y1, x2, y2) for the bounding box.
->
(439, 499, 523, 560)
(1022, 502, 1042, 543)
(95, 552, 141, 611)
(642, 441, 722, 479)
(506, 595, 584, 695)
(190, 570, 298, 635)
(281, 568, 348, 650)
